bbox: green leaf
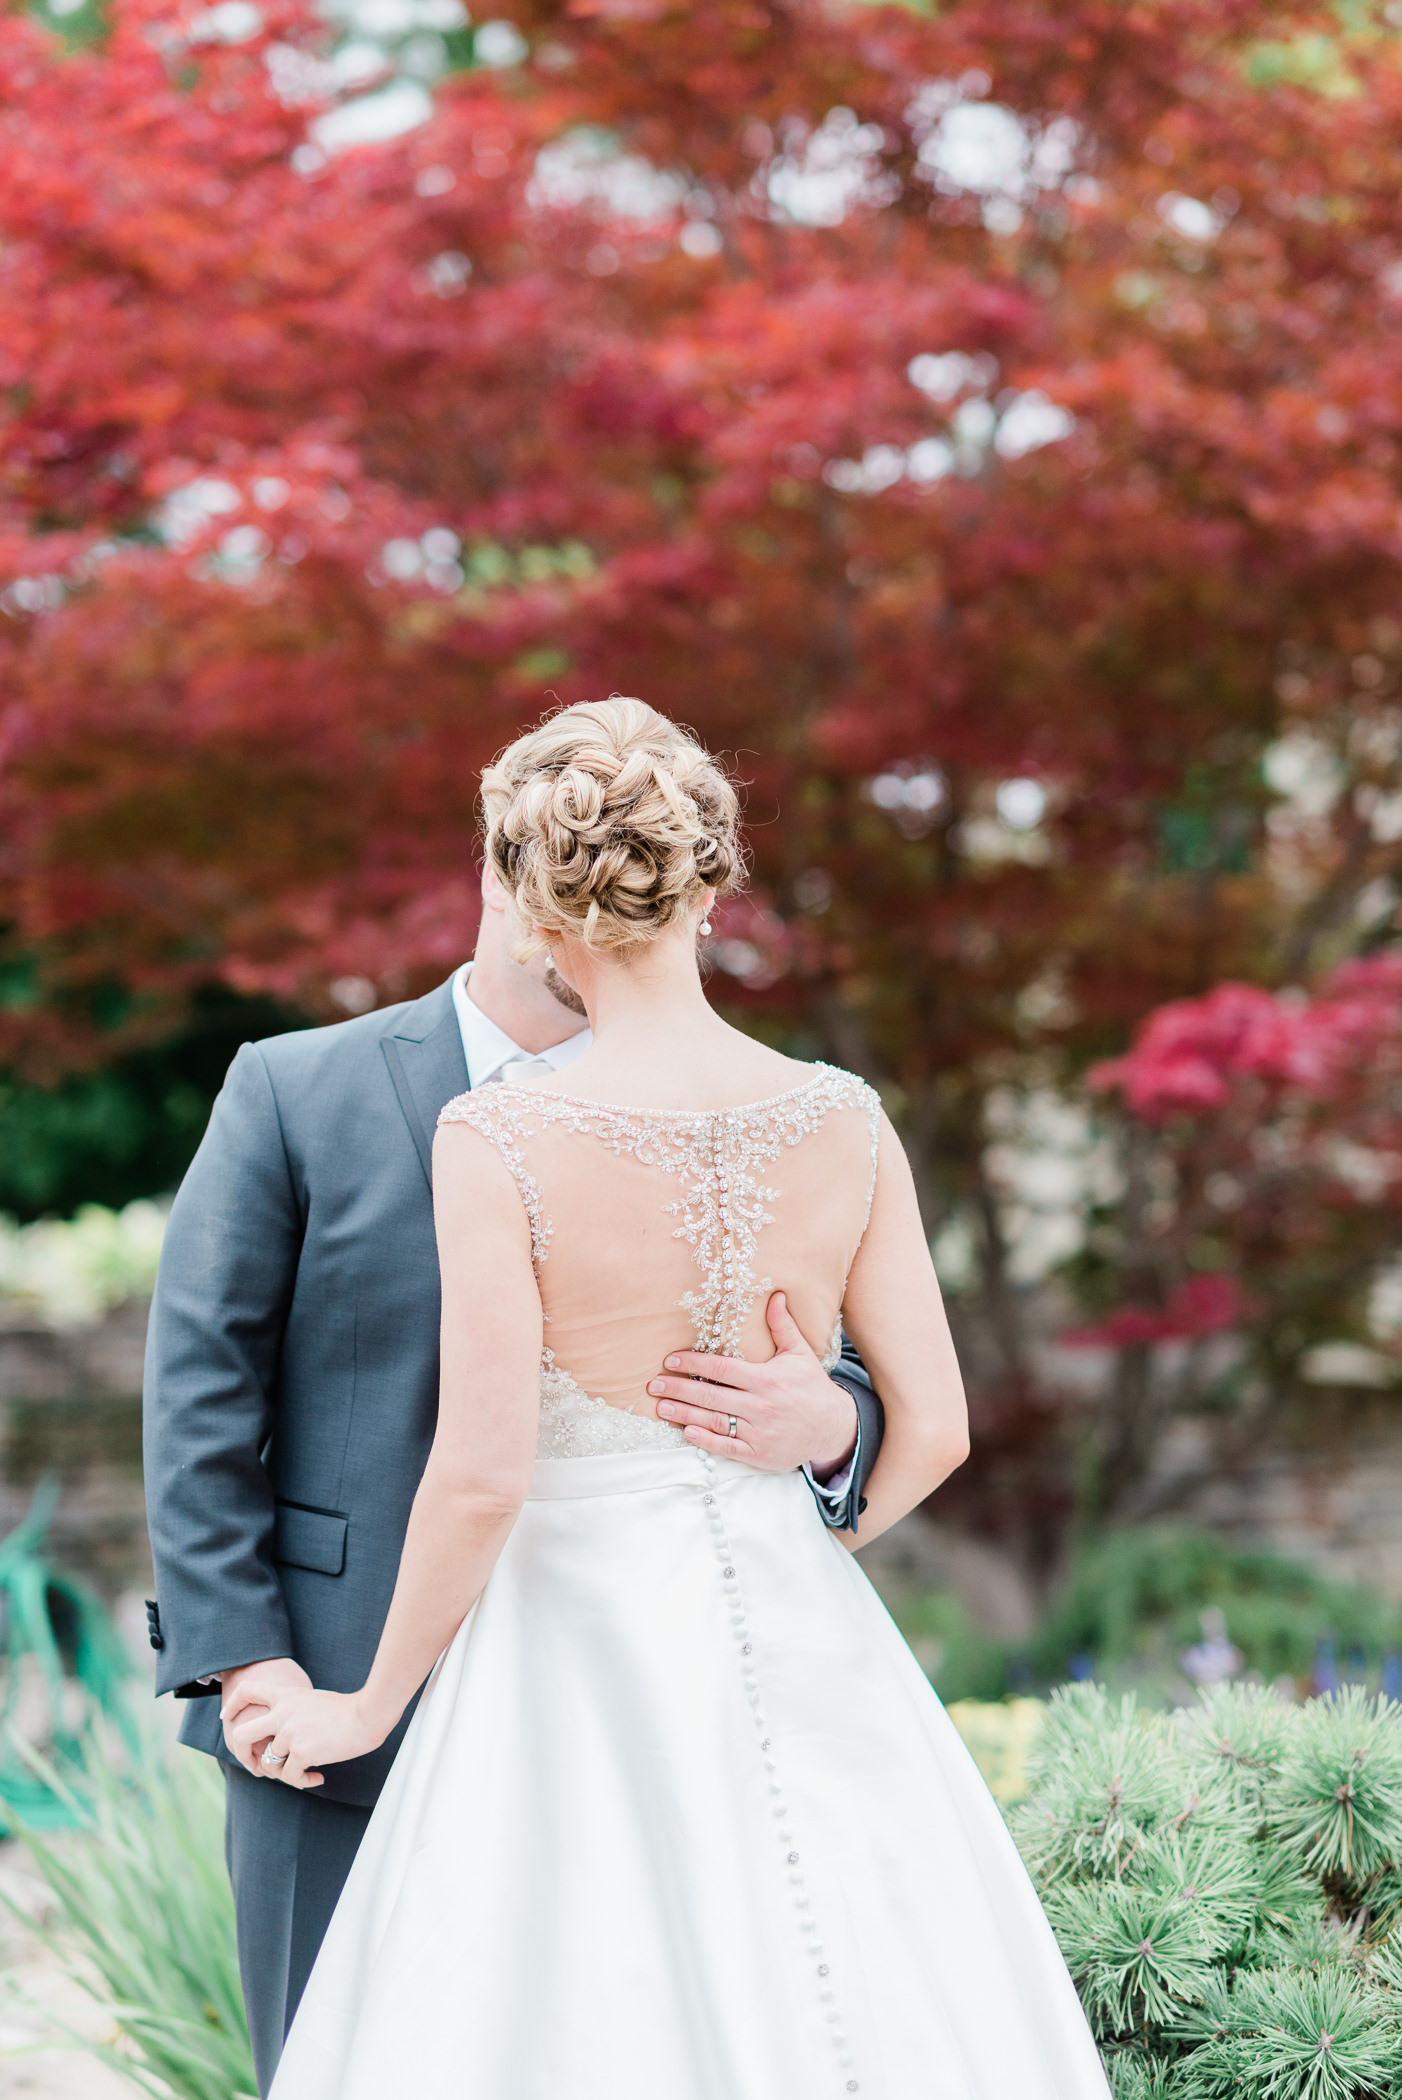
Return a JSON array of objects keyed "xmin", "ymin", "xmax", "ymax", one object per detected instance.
[{"xmin": 0, "ymin": 1718, "xmax": 255, "ymax": 2100}]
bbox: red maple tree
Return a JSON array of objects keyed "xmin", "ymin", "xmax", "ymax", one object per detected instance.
[{"xmin": 7, "ymin": 0, "xmax": 1402, "ymax": 1528}]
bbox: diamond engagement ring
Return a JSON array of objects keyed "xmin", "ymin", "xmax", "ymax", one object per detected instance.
[
  {"xmin": 262, "ymin": 1749, "xmax": 287, "ymax": 1768},
  {"xmin": 727, "ymin": 1415, "xmax": 739, "ymax": 1438}
]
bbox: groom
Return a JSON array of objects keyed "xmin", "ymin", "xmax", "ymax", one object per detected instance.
[{"xmin": 142, "ymin": 864, "xmax": 886, "ymax": 2095}]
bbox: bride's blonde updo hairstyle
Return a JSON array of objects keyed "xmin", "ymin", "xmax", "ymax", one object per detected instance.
[{"xmin": 480, "ymin": 698, "xmax": 745, "ymax": 956}]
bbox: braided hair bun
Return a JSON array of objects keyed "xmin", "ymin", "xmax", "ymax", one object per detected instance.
[{"xmin": 481, "ymin": 698, "xmax": 745, "ymax": 954}]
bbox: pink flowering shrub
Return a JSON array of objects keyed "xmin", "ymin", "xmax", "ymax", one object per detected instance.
[
  {"xmin": 1073, "ymin": 958, "xmax": 1402, "ymax": 1371},
  {"xmin": 1093, "ymin": 959, "xmax": 1402, "ymax": 1122}
]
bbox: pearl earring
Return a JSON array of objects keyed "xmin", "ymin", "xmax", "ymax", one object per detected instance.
[{"xmin": 699, "ymin": 916, "xmax": 713, "ymax": 936}]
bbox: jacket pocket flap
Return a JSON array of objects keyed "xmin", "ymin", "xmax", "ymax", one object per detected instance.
[{"xmin": 273, "ymin": 1502, "xmax": 347, "ymax": 1576}]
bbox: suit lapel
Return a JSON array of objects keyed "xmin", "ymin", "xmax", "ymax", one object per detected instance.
[{"xmin": 380, "ymin": 978, "xmax": 469, "ymax": 1189}]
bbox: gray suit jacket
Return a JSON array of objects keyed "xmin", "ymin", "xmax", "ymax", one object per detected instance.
[{"xmin": 142, "ymin": 977, "xmax": 884, "ymax": 1806}]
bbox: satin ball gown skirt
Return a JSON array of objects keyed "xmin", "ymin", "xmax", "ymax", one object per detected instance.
[{"xmin": 270, "ymin": 1448, "xmax": 1109, "ymax": 2100}]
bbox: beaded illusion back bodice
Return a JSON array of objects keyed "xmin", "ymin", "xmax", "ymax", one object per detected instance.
[{"xmin": 438, "ymin": 1065, "xmax": 880, "ymax": 1459}]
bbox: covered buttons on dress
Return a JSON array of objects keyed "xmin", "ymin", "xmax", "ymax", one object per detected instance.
[{"xmin": 697, "ymin": 1449, "xmax": 861, "ymax": 2094}]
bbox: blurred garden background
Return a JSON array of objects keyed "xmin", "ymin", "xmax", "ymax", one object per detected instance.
[{"xmin": 11, "ymin": 0, "xmax": 1402, "ymax": 2088}]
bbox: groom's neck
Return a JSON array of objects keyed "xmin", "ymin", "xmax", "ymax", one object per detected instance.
[{"xmin": 464, "ymin": 953, "xmax": 590, "ymax": 1056}]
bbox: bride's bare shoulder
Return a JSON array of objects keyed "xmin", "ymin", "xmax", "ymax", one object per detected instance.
[
  {"xmin": 719, "ymin": 1038, "xmax": 822, "ymax": 1096},
  {"xmin": 521, "ymin": 1031, "xmax": 854, "ymax": 1112},
  {"xmin": 687, "ymin": 1023, "xmax": 870, "ymax": 1102}
]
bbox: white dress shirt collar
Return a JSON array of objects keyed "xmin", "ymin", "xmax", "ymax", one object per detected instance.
[{"xmin": 452, "ymin": 962, "xmax": 593, "ymax": 1091}]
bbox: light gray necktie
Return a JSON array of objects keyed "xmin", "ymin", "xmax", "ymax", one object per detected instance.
[{"xmin": 489, "ymin": 1053, "xmax": 555, "ymax": 1087}]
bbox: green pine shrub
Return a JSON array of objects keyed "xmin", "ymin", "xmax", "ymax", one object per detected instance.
[{"xmin": 1014, "ymin": 1683, "xmax": 1402, "ymax": 2098}]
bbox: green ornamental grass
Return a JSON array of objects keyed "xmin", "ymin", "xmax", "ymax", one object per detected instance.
[{"xmin": 0, "ymin": 1720, "xmax": 255, "ymax": 2100}]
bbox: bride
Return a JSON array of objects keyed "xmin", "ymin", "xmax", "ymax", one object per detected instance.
[{"xmin": 242, "ymin": 698, "xmax": 1108, "ymax": 2099}]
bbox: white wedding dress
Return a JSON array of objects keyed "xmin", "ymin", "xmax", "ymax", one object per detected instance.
[{"xmin": 271, "ymin": 1066, "xmax": 1108, "ymax": 2100}]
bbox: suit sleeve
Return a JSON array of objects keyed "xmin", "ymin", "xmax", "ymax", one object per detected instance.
[
  {"xmin": 142, "ymin": 1043, "xmax": 301, "ymax": 1696},
  {"xmin": 811, "ymin": 1336, "xmax": 885, "ymax": 1535}
]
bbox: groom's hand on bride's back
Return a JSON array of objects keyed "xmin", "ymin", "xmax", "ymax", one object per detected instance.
[
  {"xmin": 647, "ymin": 1292, "xmax": 858, "ymax": 1477},
  {"xmin": 220, "ymin": 1656, "xmax": 313, "ymax": 1775}
]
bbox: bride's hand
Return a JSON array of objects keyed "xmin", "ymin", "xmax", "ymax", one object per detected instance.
[{"xmin": 227, "ymin": 1687, "xmax": 387, "ymax": 1789}]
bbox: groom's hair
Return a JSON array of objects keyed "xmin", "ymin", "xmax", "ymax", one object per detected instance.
[{"xmin": 480, "ymin": 697, "xmax": 746, "ymax": 957}]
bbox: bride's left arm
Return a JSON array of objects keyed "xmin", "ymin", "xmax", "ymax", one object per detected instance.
[
  {"xmin": 833, "ymin": 1114, "xmax": 969, "ymax": 1549},
  {"xmin": 228, "ymin": 1123, "xmax": 541, "ymax": 1788}
]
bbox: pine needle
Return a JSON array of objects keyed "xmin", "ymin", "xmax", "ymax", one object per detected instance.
[{"xmin": 1015, "ymin": 1682, "xmax": 1402, "ymax": 2096}]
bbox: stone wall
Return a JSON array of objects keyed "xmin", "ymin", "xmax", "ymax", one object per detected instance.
[
  {"xmin": 0, "ymin": 1300, "xmax": 149, "ymax": 1596},
  {"xmin": 1149, "ymin": 1389, "xmax": 1402, "ymax": 1605}
]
